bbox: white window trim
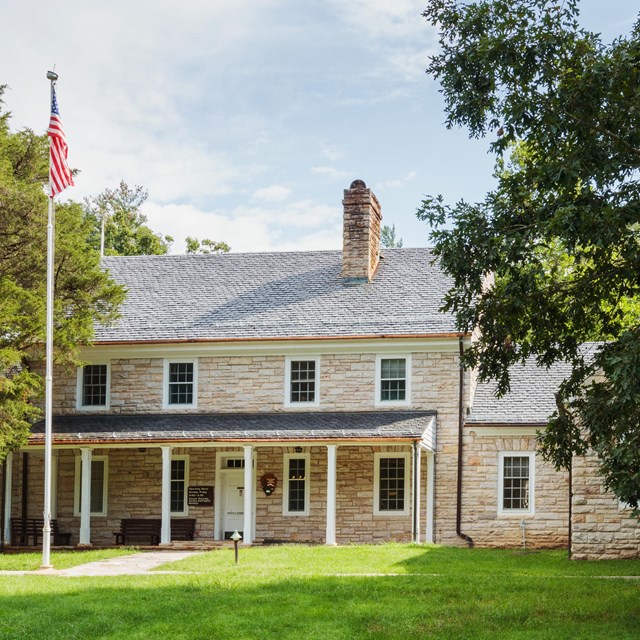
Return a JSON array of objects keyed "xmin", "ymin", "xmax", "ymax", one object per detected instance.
[
  {"xmin": 375, "ymin": 354, "xmax": 411, "ymax": 407},
  {"xmin": 163, "ymin": 359, "xmax": 198, "ymax": 410},
  {"xmin": 76, "ymin": 363, "xmax": 111, "ymax": 411},
  {"xmin": 284, "ymin": 356, "xmax": 320, "ymax": 409},
  {"xmin": 171, "ymin": 454, "xmax": 190, "ymax": 516},
  {"xmin": 73, "ymin": 455, "xmax": 108, "ymax": 517},
  {"xmin": 373, "ymin": 452, "xmax": 410, "ymax": 516},
  {"xmin": 283, "ymin": 453, "xmax": 310, "ymax": 516},
  {"xmin": 498, "ymin": 451, "xmax": 535, "ymax": 516}
]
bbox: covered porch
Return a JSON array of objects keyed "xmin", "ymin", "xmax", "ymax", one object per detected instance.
[{"xmin": 2, "ymin": 412, "xmax": 437, "ymax": 549}]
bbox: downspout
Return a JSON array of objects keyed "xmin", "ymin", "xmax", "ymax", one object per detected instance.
[
  {"xmin": 412, "ymin": 441, "xmax": 420, "ymax": 542},
  {"xmin": 456, "ymin": 337, "xmax": 474, "ymax": 547},
  {"xmin": 568, "ymin": 457, "xmax": 572, "ymax": 558}
]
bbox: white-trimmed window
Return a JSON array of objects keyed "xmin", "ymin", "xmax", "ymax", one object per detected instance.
[
  {"xmin": 374, "ymin": 452, "xmax": 410, "ymax": 516},
  {"xmin": 284, "ymin": 357, "xmax": 320, "ymax": 408},
  {"xmin": 283, "ymin": 453, "xmax": 310, "ymax": 516},
  {"xmin": 74, "ymin": 455, "xmax": 108, "ymax": 517},
  {"xmin": 77, "ymin": 364, "xmax": 110, "ymax": 410},
  {"xmin": 171, "ymin": 455, "xmax": 189, "ymax": 516},
  {"xmin": 498, "ymin": 452, "xmax": 535, "ymax": 515},
  {"xmin": 163, "ymin": 359, "xmax": 198, "ymax": 409},
  {"xmin": 375, "ymin": 355, "xmax": 411, "ymax": 406}
]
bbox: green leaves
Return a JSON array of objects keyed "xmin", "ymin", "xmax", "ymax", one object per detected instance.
[{"xmin": 422, "ymin": 0, "xmax": 640, "ymax": 509}]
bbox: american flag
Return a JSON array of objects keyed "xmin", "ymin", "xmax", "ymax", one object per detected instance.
[{"xmin": 47, "ymin": 86, "xmax": 74, "ymax": 197}]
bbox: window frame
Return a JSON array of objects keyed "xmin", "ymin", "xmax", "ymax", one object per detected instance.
[
  {"xmin": 73, "ymin": 455, "xmax": 109, "ymax": 517},
  {"xmin": 76, "ymin": 363, "xmax": 111, "ymax": 411},
  {"xmin": 283, "ymin": 453, "xmax": 310, "ymax": 516},
  {"xmin": 170, "ymin": 455, "xmax": 190, "ymax": 516},
  {"xmin": 375, "ymin": 354, "xmax": 411, "ymax": 407},
  {"xmin": 163, "ymin": 359, "xmax": 198, "ymax": 410},
  {"xmin": 284, "ymin": 356, "xmax": 320, "ymax": 408},
  {"xmin": 498, "ymin": 451, "xmax": 535, "ymax": 516},
  {"xmin": 373, "ymin": 452, "xmax": 410, "ymax": 516}
]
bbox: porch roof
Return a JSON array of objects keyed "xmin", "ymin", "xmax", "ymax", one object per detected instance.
[{"xmin": 30, "ymin": 411, "xmax": 437, "ymax": 445}]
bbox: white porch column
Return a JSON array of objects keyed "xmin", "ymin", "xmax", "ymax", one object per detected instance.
[
  {"xmin": 412, "ymin": 443, "xmax": 422, "ymax": 543},
  {"xmin": 3, "ymin": 452, "xmax": 13, "ymax": 544},
  {"xmin": 243, "ymin": 445, "xmax": 253, "ymax": 543},
  {"xmin": 326, "ymin": 445, "xmax": 337, "ymax": 546},
  {"xmin": 425, "ymin": 451, "xmax": 435, "ymax": 544},
  {"xmin": 79, "ymin": 448, "xmax": 92, "ymax": 546},
  {"xmin": 161, "ymin": 446, "xmax": 172, "ymax": 545}
]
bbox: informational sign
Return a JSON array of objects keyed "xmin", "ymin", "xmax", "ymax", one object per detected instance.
[{"xmin": 188, "ymin": 485, "xmax": 214, "ymax": 506}]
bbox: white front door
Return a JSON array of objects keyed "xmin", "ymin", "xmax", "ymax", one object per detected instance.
[{"xmin": 221, "ymin": 470, "xmax": 244, "ymax": 539}]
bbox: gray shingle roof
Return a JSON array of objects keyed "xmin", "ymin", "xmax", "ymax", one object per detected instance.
[
  {"xmin": 467, "ymin": 344, "xmax": 601, "ymax": 425},
  {"xmin": 31, "ymin": 411, "xmax": 436, "ymax": 444},
  {"xmin": 97, "ymin": 248, "xmax": 456, "ymax": 342}
]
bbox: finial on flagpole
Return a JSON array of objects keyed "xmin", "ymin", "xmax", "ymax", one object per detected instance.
[{"xmin": 46, "ymin": 70, "xmax": 58, "ymax": 83}]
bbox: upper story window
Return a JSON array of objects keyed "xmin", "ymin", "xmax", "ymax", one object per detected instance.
[
  {"xmin": 283, "ymin": 453, "xmax": 310, "ymax": 516},
  {"xmin": 374, "ymin": 452, "xmax": 410, "ymax": 516},
  {"xmin": 284, "ymin": 357, "xmax": 320, "ymax": 408},
  {"xmin": 498, "ymin": 452, "xmax": 535, "ymax": 516},
  {"xmin": 163, "ymin": 359, "xmax": 198, "ymax": 409},
  {"xmin": 375, "ymin": 355, "xmax": 411, "ymax": 406},
  {"xmin": 77, "ymin": 364, "xmax": 110, "ymax": 410}
]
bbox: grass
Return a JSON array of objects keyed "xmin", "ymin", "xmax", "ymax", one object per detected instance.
[
  {"xmin": 0, "ymin": 548, "xmax": 137, "ymax": 571},
  {"xmin": 0, "ymin": 545, "xmax": 638, "ymax": 639}
]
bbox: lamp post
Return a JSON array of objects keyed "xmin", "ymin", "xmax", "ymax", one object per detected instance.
[{"xmin": 231, "ymin": 529, "xmax": 242, "ymax": 564}]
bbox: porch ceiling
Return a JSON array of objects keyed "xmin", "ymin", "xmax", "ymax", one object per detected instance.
[{"xmin": 30, "ymin": 411, "xmax": 437, "ymax": 445}]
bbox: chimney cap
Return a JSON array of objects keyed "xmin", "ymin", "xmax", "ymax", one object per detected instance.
[{"xmin": 349, "ymin": 179, "xmax": 367, "ymax": 189}]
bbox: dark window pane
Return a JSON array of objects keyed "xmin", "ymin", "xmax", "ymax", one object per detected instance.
[
  {"xmin": 379, "ymin": 457, "xmax": 405, "ymax": 511},
  {"xmin": 79, "ymin": 459, "xmax": 106, "ymax": 514},
  {"xmin": 288, "ymin": 458, "xmax": 306, "ymax": 512},
  {"xmin": 290, "ymin": 360, "xmax": 316, "ymax": 403},
  {"xmin": 380, "ymin": 359, "xmax": 406, "ymax": 401},
  {"xmin": 502, "ymin": 456, "xmax": 530, "ymax": 510},
  {"xmin": 171, "ymin": 459, "xmax": 186, "ymax": 512},
  {"xmin": 82, "ymin": 365, "xmax": 107, "ymax": 406},
  {"xmin": 168, "ymin": 363, "xmax": 194, "ymax": 405}
]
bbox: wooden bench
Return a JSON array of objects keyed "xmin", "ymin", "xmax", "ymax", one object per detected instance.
[
  {"xmin": 113, "ymin": 518, "xmax": 196, "ymax": 545},
  {"xmin": 113, "ymin": 518, "xmax": 161, "ymax": 546},
  {"xmin": 10, "ymin": 518, "xmax": 71, "ymax": 546}
]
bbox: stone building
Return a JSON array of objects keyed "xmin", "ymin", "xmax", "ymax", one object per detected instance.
[{"xmin": 1, "ymin": 180, "xmax": 637, "ymax": 558}]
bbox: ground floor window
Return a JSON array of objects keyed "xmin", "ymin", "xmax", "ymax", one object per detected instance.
[
  {"xmin": 498, "ymin": 452, "xmax": 535, "ymax": 515},
  {"xmin": 171, "ymin": 456, "xmax": 189, "ymax": 515},
  {"xmin": 74, "ymin": 455, "xmax": 108, "ymax": 516},
  {"xmin": 283, "ymin": 453, "xmax": 309, "ymax": 516},
  {"xmin": 374, "ymin": 452, "xmax": 410, "ymax": 515}
]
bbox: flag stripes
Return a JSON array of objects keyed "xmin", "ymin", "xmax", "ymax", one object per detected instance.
[{"xmin": 47, "ymin": 86, "xmax": 74, "ymax": 197}]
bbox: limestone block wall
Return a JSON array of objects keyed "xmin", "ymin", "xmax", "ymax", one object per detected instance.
[
  {"xmin": 459, "ymin": 433, "xmax": 569, "ymax": 549},
  {"xmin": 571, "ymin": 452, "xmax": 640, "ymax": 560},
  {"xmin": 7, "ymin": 444, "xmax": 426, "ymax": 546}
]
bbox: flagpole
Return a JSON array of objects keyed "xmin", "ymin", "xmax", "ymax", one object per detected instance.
[{"xmin": 41, "ymin": 70, "xmax": 59, "ymax": 570}]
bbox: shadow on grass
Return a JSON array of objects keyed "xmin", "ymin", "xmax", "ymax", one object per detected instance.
[{"xmin": 0, "ymin": 571, "xmax": 638, "ymax": 640}]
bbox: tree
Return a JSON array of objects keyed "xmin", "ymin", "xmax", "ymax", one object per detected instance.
[
  {"xmin": 418, "ymin": 1, "xmax": 640, "ymax": 508},
  {"xmin": 84, "ymin": 181, "xmax": 173, "ymax": 255},
  {"xmin": 0, "ymin": 87, "xmax": 125, "ymax": 461},
  {"xmin": 185, "ymin": 237, "xmax": 231, "ymax": 255},
  {"xmin": 381, "ymin": 224, "xmax": 403, "ymax": 248}
]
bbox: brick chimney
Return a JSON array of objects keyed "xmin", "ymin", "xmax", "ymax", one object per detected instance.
[{"xmin": 341, "ymin": 179, "xmax": 382, "ymax": 283}]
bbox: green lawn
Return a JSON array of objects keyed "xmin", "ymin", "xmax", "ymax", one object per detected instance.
[
  {"xmin": 0, "ymin": 545, "xmax": 638, "ymax": 639},
  {"xmin": 0, "ymin": 548, "xmax": 137, "ymax": 571}
]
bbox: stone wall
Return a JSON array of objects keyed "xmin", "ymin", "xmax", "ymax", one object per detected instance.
[
  {"xmin": 6, "ymin": 444, "xmax": 425, "ymax": 546},
  {"xmin": 571, "ymin": 452, "xmax": 640, "ymax": 560},
  {"xmin": 460, "ymin": 432, "xmax": 569, "ymax": 549}
]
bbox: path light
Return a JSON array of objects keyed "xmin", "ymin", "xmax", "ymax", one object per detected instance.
[{"xmin": 231, "ymin": 529, "xmax": 242, "ymax": 564}]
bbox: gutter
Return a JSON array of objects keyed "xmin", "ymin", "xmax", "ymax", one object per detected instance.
[{"xmin": 456, "ymin": 336, "xmax": 474, "ymax": 548}]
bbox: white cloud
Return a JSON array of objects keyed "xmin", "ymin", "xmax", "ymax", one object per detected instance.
[
  {"xmin": 252, "ymin": 185, "xmax": 291, "ymax": 202},
  {"xmin": 142, "ymin": 198, "xmax": 342, "ymax": 254},
  {"xmin": 311, "ymin": 166, "xmax": 349, "ymax": 180},
  {"xmin": 376, "ymin": 171, "xmax": 417, "ymax": 189}
]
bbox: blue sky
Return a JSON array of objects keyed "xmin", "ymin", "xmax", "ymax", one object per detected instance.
[{"xmin": 3, "ymin": 0, "xmax": 638, "ymax": 253}]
